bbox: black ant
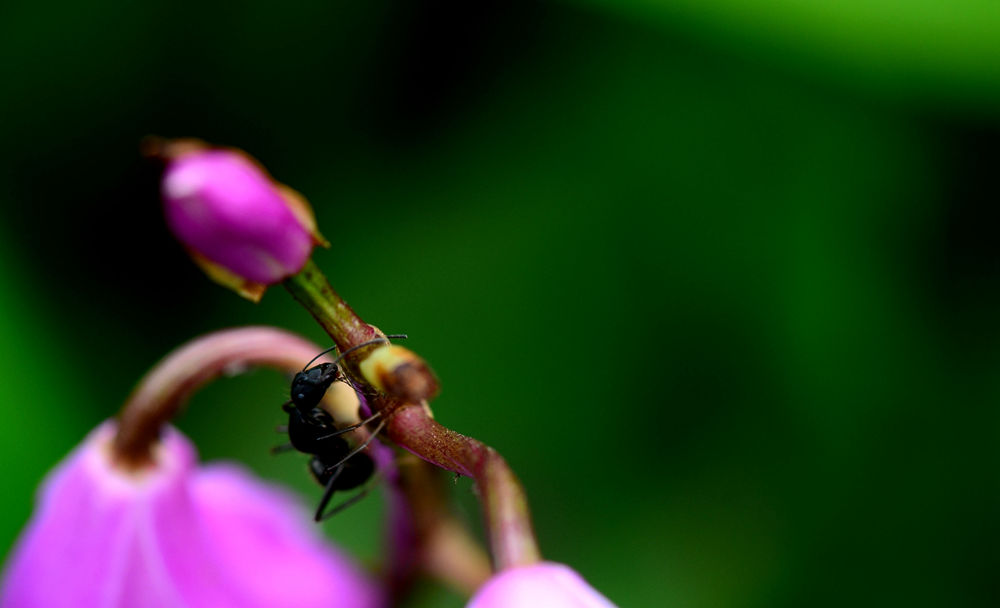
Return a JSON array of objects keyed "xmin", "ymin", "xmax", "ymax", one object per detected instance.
[{"xmin": 274, "ymin": 335, "xmax": 406, "ymax": 521}]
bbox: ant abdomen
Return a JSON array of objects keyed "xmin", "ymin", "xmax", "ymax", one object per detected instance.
[{"xmin": 309, "ymin": 452, "xmax": 375, "ymax": 490}]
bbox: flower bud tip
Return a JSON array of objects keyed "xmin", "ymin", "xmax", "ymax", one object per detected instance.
[{"xmin": 155, "ymin": 138, "xmax": 325, "ymax": 298}]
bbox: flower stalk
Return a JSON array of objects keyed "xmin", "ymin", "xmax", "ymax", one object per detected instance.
[
  {"xmin": 387, "ymin": 403, "xmax": 541, "ymax": 570},
  {"xmin": 391, "ymin": 452, "xmax": 493, "ymax": 596},
  {"xmin": 283, "ymin": 262, "xmax": 541, "ymax": 571},
  {"xmin": 282, "ymin": 258, "xmax": 382, "ymax": 351},
  {"xmin": 112, "ymin": 326, "xmax": 326, "ymax": 468}
]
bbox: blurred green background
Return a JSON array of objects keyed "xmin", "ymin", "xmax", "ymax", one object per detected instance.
[{"xmin": 2, "ymin": 1, "xmax": 999, "ymax": 606}]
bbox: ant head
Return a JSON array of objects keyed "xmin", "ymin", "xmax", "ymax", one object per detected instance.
[{"xmin": 290, "ymin": 363, "xmax": 340, "ymax": 410}]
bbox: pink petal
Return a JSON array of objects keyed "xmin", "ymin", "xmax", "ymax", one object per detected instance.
[
  {"xmin": 1, "ymin": 422, "xmax": 383, "ymax": 608},
  {"xmin": 162, "ymin": 150, "xmax": 314, "ymax": 284},
  {"xmin": 467, "ymin": 563, "xmax": 617, "ymax": 608}
]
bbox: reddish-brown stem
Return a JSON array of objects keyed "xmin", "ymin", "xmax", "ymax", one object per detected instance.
[
  {"xmin": 385, "ymin": 402, "xmax": 541, "ymax": 570},
  {"xmin": 112, "ymin": 326, "xmax": 328, "ymax": 468},
  {"xmin": 390, "ymin": 454, "xmax": 492, "ymax": 596}
]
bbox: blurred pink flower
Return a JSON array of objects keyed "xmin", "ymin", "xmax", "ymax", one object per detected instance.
[
  {"xmin": 162, "ymin": 148, "xmax": 317, "ymax": 285},
  {"xmin": 467, "ymin": 562, "xmax": 616, "ymax": 608},
  {"xmin": 0, "ymin": 422, "xmax": 382, "ymax": 608}
]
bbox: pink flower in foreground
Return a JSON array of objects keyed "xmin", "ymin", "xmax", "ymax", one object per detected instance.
[
  {"xmin": 161, "ymin": 147, "xmax": 320, "ymax": 291},
  {"xmin": 467, "ymin": 562, "xmax": 617, "ymax": 608},
  {"xmin": 1, "ymin": 422, "xmax": 382, "ymax": 608}
]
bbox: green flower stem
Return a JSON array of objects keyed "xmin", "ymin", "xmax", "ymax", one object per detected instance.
[
  {"xmin": 282, "ymin": 258, "xmax": 381, "ymax": 351},
  {"xmin": 283, "ymin": 259, "xmax": 542, "ymax": 571}
]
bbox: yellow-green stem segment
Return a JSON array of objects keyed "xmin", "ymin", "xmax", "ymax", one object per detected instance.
[{"xmin": 283, "ymin": 258, "xmax": 381, "ymax": 351}]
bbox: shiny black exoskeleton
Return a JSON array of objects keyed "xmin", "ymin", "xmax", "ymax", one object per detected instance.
[
  {"xmin": 280, "ymin": 400, "xmax": 376, "ymax": 521},
  {"xmin": 277, "ymin": 359, "xmax": 377, "ymax": 521},
  {"xmin": 275, "ymin": 336, "xmax": 407, "ymax": 521}
]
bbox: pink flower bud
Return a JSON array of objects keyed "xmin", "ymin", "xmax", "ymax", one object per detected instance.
[
  {"xmin": 160, "ymin": 144, "xmax": 324, "ymax": 299},
  {"xmin": 467, "ymin": 562, "xmax": 617, "ymax": 608},
  {"xmin": 1, "ymin": 422, "xmax": 382, "ymax": 608}
]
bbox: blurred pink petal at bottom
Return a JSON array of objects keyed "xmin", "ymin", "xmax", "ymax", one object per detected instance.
[
  {"xmin": 0, "ymin": 422, "xmax": 383, "ymax": 608},
  {"xmin": 467, "ymin": 562, "xmax": 617, "ymax": 608}
]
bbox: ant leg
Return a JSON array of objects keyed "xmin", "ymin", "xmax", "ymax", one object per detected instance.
[
  {"xmin": 314, "ymin": 464, "xmax": 344, "ymax": 522},
  {"xmin": 324, "ymin": 418, "xmax": 387, "ymax": 474},
  {"xmin": 318, "ymin": 481, "xmax": 377, "ymax": 521},
  {"xmin": 313, "ymin": 410, "xmax": 382, "ymax": 441},
  {"xmin": 270, "ymin": 443, "xmax": 295, "ymax": 455}
]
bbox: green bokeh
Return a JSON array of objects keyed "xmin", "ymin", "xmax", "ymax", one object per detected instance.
[{"xmin": 2, "ymin": 2, "xmax": 999, "ymax": 607}]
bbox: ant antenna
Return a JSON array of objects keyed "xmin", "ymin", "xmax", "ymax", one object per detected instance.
[
  {"xmin": 302, "ymin": 345, "xmax": 338, "ymax": 371},
  {"xmin": 301, "ymin": 334, "xmax": 408, "ymax": 371},
  {"xmin": 328, "ymin": 335, "xmax": 408, "ymax": 368},
  {"xmin": 312, "ymin": 410, "xmax": 382, "ymax": 441}
]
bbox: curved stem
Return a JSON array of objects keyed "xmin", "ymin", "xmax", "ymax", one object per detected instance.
[
  {"xmin": 110, "ymin": 325, "xmax": 489, "ymax": 595},
  {"xmin": 386, "ymin": 402, "xmax": 541, "ymax": 570},
  {"xmin": 390, "ymin": 454, "xmax": 492, "ymax": 596},
  {"xmin": 112, "ymin": 326, "xmax": 330, "ymax": 468}
]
